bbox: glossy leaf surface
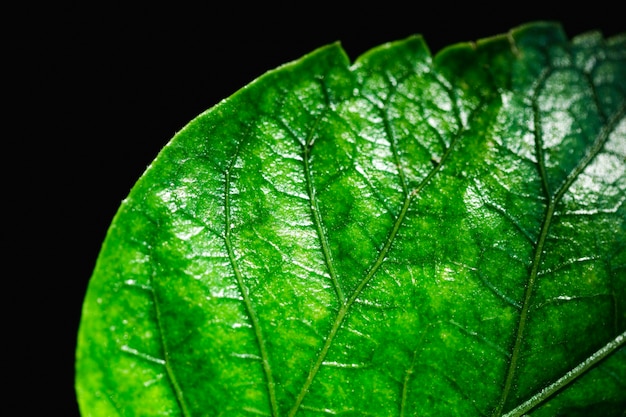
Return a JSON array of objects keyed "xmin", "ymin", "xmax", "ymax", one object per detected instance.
[{"xmin": 76, "ymin": 22, "xmax": 626, "ymax": 416}]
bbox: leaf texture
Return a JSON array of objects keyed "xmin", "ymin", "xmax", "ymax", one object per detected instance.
[{"xmin": 76, "ymin": 22, "xmax": 626, "ymax": 416}]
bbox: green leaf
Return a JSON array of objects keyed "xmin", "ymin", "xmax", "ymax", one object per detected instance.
[{"xmin": 76, "ymin": 21, "xmax": 626, "ymax": 417}]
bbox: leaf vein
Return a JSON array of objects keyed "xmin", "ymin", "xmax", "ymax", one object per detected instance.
[
  {"xmin": 502, "ymin": 330, "xmax": 626, "ymax": 417},
  {"xmin": 224, "ymin": 161, "xmax": 279, "ymax": 417},
  {"xmin": 147, "ymin": 274, "xmax": 193, "ymax": 417},
  {"xmin": 301, "ymin": 114, "xmax": 346, "ymax": 302},
  {"xmin": 494, "ymin": 79, "xmax": 626, "ymax": 415},
  {"xmin": 288, "ymin": 96, "xmax": 468, "ymax": 416}
]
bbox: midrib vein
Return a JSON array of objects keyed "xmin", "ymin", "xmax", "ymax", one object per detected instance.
[
  {"xmin": 288, "ymin": 107, "xmax": 466, "ymax": 417},
  {"xmin": 224, "ymin": 164, "xmax": 279, "ymax": 417},
  {"xmin": 494, "ymin": 81, "xmax": 626, "ymax": 416}
]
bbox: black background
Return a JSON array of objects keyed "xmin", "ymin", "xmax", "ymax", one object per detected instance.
[{"xmin": 10, "ymin": 3, "xmax": 622, "ymax": 415}]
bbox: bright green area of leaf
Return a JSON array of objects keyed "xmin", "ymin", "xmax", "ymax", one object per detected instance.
[{"xmin": 76, "ymin": 21, "xmax": 626, "ymax": 417}]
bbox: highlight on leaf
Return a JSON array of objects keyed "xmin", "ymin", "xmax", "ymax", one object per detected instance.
[{"xmin": 76, "ymin": 21, "xmax": 626, "ymax": 417}]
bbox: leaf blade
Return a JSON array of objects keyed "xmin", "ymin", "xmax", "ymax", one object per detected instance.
[{"xmin": 76, "ymin": 22, "xmax": 626, "ymax": 417}]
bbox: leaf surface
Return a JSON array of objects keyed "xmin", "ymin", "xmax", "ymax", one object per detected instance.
[{"xmin": 76, "ymin": 22, "xmax": 626, "ymax": 416}]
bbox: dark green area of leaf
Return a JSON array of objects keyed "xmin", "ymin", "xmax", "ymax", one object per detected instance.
[
  {"xmin": 557, "ymin": 401, "xmax": 626, "ymax": 417},
  {"xmin": 76, "ymin": 21, "xmax": 626, "ymax": 417}
]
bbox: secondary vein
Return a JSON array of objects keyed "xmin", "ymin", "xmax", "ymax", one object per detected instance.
[
  {"xmin": 287, "ymin": 192, "xmax": 414, "ymax": 417},
  {"xmin": 287, "ymin": 102, "xmax": 467, "ymax": 417},
  {"xmin": 302, "ymin": 114, "xmax": 345, "ymax": 302},
  {"xmin": 501, "ymin": 330, "xmax": 626, "ymax": 417},
  {"xmin": 383, "ymin": 105, "xmax": 409, "ymax": 195},
  {"xmin": 493, "ymin": 81, "xmax": 625, "ymax": 415},
  {"xmin": 149, "ymin": 277, "xmax": 193, "ymax": 417},
  {"xmin": 224, "ymin": 163, "xmax": 279, "ymax": 417}
]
